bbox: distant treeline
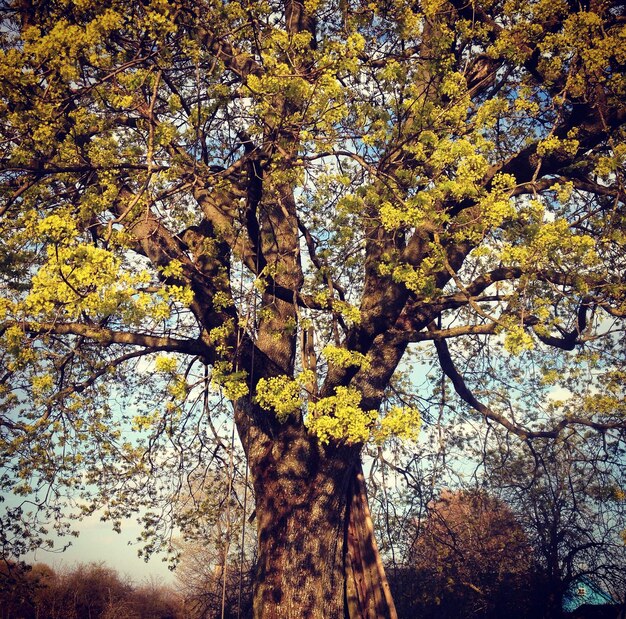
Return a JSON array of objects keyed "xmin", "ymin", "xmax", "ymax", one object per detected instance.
[{"xmin": 0, "ymin": 561, "xmax": 183, "ymax": 619}]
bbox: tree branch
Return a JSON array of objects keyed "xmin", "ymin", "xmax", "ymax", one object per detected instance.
[
  {"xmin": 18, "ymin": 321, "xmax": 212, "ymax": 358},
  {"xmin": 431, "ymin": 324, "xmax": 625, "ymax": 440}
]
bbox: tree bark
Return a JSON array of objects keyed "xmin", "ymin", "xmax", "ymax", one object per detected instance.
[
  {"xmin": 244, "ymin": 420, "xmax": 397, "ymax": 619},
  {"xmin": 344, "ymin": 462, "xmax": 397, "ymax": 619}
]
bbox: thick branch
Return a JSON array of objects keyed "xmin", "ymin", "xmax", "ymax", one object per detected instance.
[
  {"xmin": 431, "ymin": 325, "xmax": 624, "ymax": 440},
  {"xmin": 489, "ymin": 104, "xmax": 626, "ymax": 188},
  {"xmin": 18, "ymin": 321, "xmax": 211, "ymax": 358}
]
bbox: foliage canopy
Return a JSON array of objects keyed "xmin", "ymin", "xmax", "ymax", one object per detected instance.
[{"xmin": 0, "ymin": 0, "xmax": 625, "ymax": 615}]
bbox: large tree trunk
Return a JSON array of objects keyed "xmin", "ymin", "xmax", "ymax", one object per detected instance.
[{"xmin": 245, "ymin": 421, "xmax": 397, "ymax": 619}]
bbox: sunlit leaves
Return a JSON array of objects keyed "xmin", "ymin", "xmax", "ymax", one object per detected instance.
[
  {"xmin": 307, "ymin": 386, "xmax": 376, "ymax": 445},
  {"xmin": 0, "ymin": 0, "xmax": 624, "ymax": 567},
  {"xmin": 255, "ymin": 374, "xmax": 308, "ymax": 422}
]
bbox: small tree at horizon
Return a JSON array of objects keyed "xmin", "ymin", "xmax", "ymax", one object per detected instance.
[{"xmin": 391, "ymin": 488, "xmax": 534, "ymax": 619}]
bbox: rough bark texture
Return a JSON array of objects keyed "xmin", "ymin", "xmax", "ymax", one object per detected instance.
[
  {"xmin": 243, "ymin": 417, "xmax": 397, "ymax": 619},
  {"xmin": 345, "ymin": 463, "xmax": 397, "ymax": 619}
]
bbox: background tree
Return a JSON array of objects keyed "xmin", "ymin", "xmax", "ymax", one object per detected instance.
[
  {"xmin": 386, "ymin": 488, "xmax": 534, "ymax": 619},
  {"xmin": 1, "ymin": 0, "xmax": 625, "ymax": 617},
  {"xmin": 485, "ymin": 434, "xmax": 626, "ymax": 618},
  {"xmin": 127, "ymin": 579, "xmax": 185, "ymax": 619},
  {"xmin": 0, "ymin": 561, "xmax": 43, "ymax": 619},
  {"xmin": 176, "ymin": 536, "xmax": 255, "ymax": 619},
  {"xmin": 174, "ymin": 467, "xmax": 256, "ymax": 619}
]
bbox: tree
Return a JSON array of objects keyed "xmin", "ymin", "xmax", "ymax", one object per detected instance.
[
  {"xmin": 485, "ymin": 435, "xmax": 626, "ymax": 618},
  {"xmin": 1, "ymin": 0, "xmax": 625, "ymax": 617},
  {"xmin": 174, "ymin": 469, "xmax": 256, "ymax": 618},
  {"xmin": 45, "ymin": 562, "xmax": 135, "ymax": 619},
  {"xmin": 398, "ymin": 488, "xmax": 533, "ymax": 619},
  {"xmin": 0, "ymin": 560, "xmax": 41, "ymax": 619},
  {"xmin": 176, "ymin": 536, "xmax": 255, "ymax": 618},
  {"xmin": 126, "ymin": 579, "xmax": 185, "ymax": 619}
]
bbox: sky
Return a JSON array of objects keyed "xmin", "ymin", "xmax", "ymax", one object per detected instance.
[{"xmin": 26, "ymin": 510, "xmax": 176, "ymax": 585}]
